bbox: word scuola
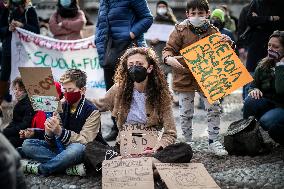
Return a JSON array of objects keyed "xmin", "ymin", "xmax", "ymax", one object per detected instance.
[{"xmin": 33, "ymin": 51, "xmax": 101, "ymax": 70}]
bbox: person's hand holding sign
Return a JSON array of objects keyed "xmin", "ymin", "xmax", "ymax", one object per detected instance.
[
  {"xmin": 249, "ymin": 88, "xmax": 263, "ymax": 99},
  {"xmin": 220, "ymin": 34, "xmax": 234, "ymax": 47},
  {"xmin": 165, "ymin": 56, "xmax": 184, "ymax": 69}
]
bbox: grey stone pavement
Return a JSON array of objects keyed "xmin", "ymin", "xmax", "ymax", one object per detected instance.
[{"xmin": 2, "ymin": 89, "xmax": 284, "ymax": 189}]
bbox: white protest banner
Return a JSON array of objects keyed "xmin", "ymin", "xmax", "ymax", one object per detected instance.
[
  {"xmin": 155, "ymin": 163, "xmax": 220, "ymax": 189},
  {"xmin": 30, "ymin": 95, "xmax": 58, "ymax": 112},
  {"xmin": 144, "ymin": 23, "xmax": 174, "ymax": 42},
  {"xmin": 102, "ymin": 157, "xmax": 154, "ymax": 189},
  {"xmin": 11, "ymin": 28, "xmax": 105, "ymax": 99}
]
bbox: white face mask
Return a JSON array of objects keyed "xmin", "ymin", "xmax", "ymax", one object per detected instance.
[
  {"xmin": 188, "ymin": 16, "xmax": 207, "ymax": 27},
  {"xmin": 157, "ymin": 8, "xmax": 167, "ymax": 15}
]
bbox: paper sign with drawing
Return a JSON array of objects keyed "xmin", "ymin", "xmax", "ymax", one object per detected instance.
[
  {"xmin": 180, "ymin": 33, "xmax": 253, "ymax": 104},
  {"xmin": 155, "ymin": 163, "xmax": 220, "ymax": 189},
  {"xmin": 19, "ymin": 67, "xmax": 59, "ymax": 112},
  {"xmin": 30, "ymin": 95, "xmax": 58, "ymax": 112},
  {"xmin": 119, "ymin": 123, "xmax": 161, "ymax": 157},
  {"xmin": 102, "ymin": 157, "xmax": 154, "ymax": 189}
]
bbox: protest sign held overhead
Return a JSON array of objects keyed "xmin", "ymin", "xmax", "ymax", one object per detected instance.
[
  {"xmin": 155, "ymin": 163, "xmax": 220, "ymax": 189},
  {"xmin": 102, "ymin": 157, "xmax": 154, "ymax": 189},
  {"xmin": 19, "ymin": 67, "xmax": 58, "ymax": 97},
  {"xmin": 11, "ymin": 28, "xmax": 105, "ymax": 99},
  {"xmin": 180, "ymin": 33, "xmax": 253, "ymax": 104}
]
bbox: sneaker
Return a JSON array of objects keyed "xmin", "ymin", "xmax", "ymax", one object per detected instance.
[
  {"xmin": 20, "ymin": 159, "xmax": 40, "ymax": 175},
  {"xmin": 208, "ymin": 141, "xmax": 228, "ymax": 156},
  {"xmin": 66, "ymin": 163, "xmax": 86, "ymax": 176}
]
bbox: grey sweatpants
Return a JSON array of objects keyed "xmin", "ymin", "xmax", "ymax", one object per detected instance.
[{"xmin": 179, "ymin": 92, "xmax": 221, "ymax": 143}]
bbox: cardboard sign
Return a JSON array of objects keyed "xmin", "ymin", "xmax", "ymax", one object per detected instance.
[
  {"xmin": 30, "ymin": 95, "xmax": 59, "ymax": 112},
  {"xmin": 102, "ymin": 157, "xmax": 154, "ymax": 189},
  {"xmin": 155, "ymin": 163, "xmax": 220, "ymax": 189},
  {"xmin": 180, "ymin": 33, "xmax": 253, "ymax": 104},
  {"xmin": 19, "ymin": 67, "xmax": 58, "ymax": 97},
  {"xmin": 119, "ymin": 123, "xmax": 160, "ymax": 157},
  {"xmin": 144, "ymin": 23, "xmax": 174, "ymax": 42}
]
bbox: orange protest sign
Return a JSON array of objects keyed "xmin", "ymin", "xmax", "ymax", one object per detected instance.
[{"xmin": 180, "ymin": 33, "xmax": 253, "ymax": 104}]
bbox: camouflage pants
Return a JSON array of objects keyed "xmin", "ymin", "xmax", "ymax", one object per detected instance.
[{"xmin": 179, "ymin": 92, "xmax": 221, "ymax": 143}]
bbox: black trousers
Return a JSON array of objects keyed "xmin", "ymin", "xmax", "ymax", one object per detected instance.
[{"xmin": 0, "ymin": 55, "xmax": 11, "ymax": 81}]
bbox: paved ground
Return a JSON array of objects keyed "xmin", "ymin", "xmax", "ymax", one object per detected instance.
[{"xmin": 2, "ymin": 90, "xmax": 284, "ymax": 189}]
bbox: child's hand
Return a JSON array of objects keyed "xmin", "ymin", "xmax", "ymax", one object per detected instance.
[
  {"xmin": 19, "ymin": 129, "xmax": 34, "ymax": 139},
  {"xmin": 220, "ymin": 34, "xmax": 233, "ymax": 46},
  {"xmin": 165, "ymin": 56, "xmax": 184, "ymax": 69}
]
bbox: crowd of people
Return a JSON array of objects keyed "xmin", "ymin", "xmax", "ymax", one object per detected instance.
[{"xmin": 0, "ymin": 0, "xmax": 284, "ymax": 188}]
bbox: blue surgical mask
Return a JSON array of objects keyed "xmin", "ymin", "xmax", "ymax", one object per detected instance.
[{"xmin": 60, "ymin": 0, "xmax": 72, "ymax": 7}]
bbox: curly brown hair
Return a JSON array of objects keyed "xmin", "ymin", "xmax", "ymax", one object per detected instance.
[
  {"xmin": 59, "ymin": 69, "xmax": 87, "ymax": 89},
  {"xmin": 114, "ymin": 47, "xmax": 172, "ymax": 116}
]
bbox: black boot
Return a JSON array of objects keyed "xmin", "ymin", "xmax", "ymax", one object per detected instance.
[{"xmin": 104, "ymin": 116, "xmax": 118, "ymax": 141}]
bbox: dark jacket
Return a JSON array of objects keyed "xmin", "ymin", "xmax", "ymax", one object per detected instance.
[
  {"xmin": 3, "ymin": 95, "xmax": 35, "ymax": 142},
  {"xmin": 250, "ymin": 62, "xmax": 284, "ymax": 106},
  {"xmin": 246, "ymin": 0, "xmax": 284, "ymax": 72},
  {"xmin": 148, "ymin": 13, "xmax": 177, "ymax": 75},
  {"xmin": 0, "ymin": 5, "xmax": 40, "ymax": 56},
  {"xmin": 95, "ymin": 0, "xmax": 153, "ymax": 65},
  {"xmin": 45, "ymin": 97, "xmax": 105, "ymax": 146},
  {"xmin": 0, "ymin": 133, "xmax": 26, "ymax": 189}
]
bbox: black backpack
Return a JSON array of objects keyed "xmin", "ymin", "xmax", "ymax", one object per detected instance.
[{"xmin": 224, "ymin": 116, "xmax": 269, "ymax": 156}]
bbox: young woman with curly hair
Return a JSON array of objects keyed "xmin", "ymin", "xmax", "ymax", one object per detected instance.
[{"xmin": 86, "ymin": 47, "xmax": 192, "ymax": 172}]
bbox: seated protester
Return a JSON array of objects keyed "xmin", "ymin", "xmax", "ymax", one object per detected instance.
[
  {"xmin": 87, "ymin": 47, "xmax": 192, "ymax": 170},
  {"xmin": 19, "ymin": 82, "xmax": 64, "ymax": 140},
  {"xmin": 243, "ymin": 30, "xmax": 284, "ymax": 145},
  {"xmin": 21, "ymin": 69, "xmax": 105, "ymax": 176},
  {"xmin": 3, "ymin": 77, "xmax": 35, "ymax": 148},
  {"xmin": 0, "ymin": 133, "xmax": 26, "ymax": 189}
]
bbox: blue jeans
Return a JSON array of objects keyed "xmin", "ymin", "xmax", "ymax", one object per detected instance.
[
  {"xmin": 22, "ymin": 139, "xmax": 85, "ymax": 175},
  {"xmin": 242, "ymin": 72, "xmax": 254, "ymax": 100},
  {"xmin": 243, "ymin": 96, "xmax": 284, "ymax": 145}
]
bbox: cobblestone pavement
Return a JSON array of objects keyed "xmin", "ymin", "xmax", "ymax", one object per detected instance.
[{"xmin": 16, "ymin": 91, "xmax": 284, "ymax": 188}]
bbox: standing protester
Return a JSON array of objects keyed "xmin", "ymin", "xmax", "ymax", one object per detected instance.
[
  {"xmin": 0, "ymin": 133, "xmax": 26, "ymax": 189},
  {"xmin": 95, "ymin": 0, "xmax": 153, "ymax": 141},
  {"xmin": 0, "ymin": 0, "xmax": 40, "ymax": 103},
  {"xmin": 163, "ymin": 0, "xmax": 234, "ymax": 156},
  {"xmin": 21, "ymin": 69, "xmax": 105, "ymax": 176},
  {"xmin": 243, "ymin": 30, "xmax": 284, "ymax": 145},
  {"xmin": 210, "ymin": 9, "xmax": 235, "ymax": 42},
  {"xmin": 148, "ymin": 0, "xmax": 177, "ymax": 77},
  {"xmin": 87, "ymin": 47, "xmax": 192, "ymax": 170},
  {"xmin": 219, "ymin": 5, "xmax": 237, "ymax": 33},
  {"xmin": 49, "ymin": 0, "xmax": 86, "ymax": 40},
  {"xmin": 3, "ymin": 77, "xmax": 35, "ymax": 148},
  {"xmin": 243, "ymin": 0, "xmax": 284, "ymax": 99}
]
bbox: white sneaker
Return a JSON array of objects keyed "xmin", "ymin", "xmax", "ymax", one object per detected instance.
[
  {"xmin": 66, "ymin": 163, "xmax": 86, "ymax": 176},
  {"xmin": 20, "ymin": 159, "xmax": 40, "ymax": 175},
  {"xmin": 208, "ymin": 141, "xmax": 228, "ymax": 156}
]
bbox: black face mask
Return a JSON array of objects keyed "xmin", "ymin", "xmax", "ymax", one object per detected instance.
[
  {"xmin": 210, "ymin": 19, "xmax": 223, "ymax": 30},
  {"xmin": 128, "ymin": 65, "xmax": 148, "ymax": 83}
]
